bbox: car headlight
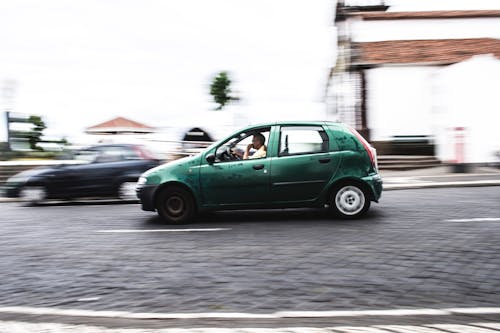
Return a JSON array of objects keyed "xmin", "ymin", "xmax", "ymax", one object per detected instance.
[{"xmin": 137, "ymin": 176, "xmax": 147, "ymax": 186}]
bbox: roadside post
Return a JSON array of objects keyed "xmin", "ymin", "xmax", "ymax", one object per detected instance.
[{"xmin": 452, "ymin": 126, "xmax": 469, "ymax": 173}]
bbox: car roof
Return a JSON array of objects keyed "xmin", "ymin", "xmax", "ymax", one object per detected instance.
[
  {"xmin": 83, "ymin": 143, "xmax": 139, "ymax": 149},
  {"xmin": 242, "ymin": 120, "xmax": 343, "ymax": 129}
]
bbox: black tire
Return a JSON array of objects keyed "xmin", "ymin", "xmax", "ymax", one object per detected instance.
[
  {"xmin": 19, "ymin": 186, "xmax": 47, "ymax": 206},
  {"xmin": 329, "ymin": 183, "xmax": 370, "ymax": 219},
  {"xmin": 117, "ymin": 181, "xmax": 138, "ymax": 201},
  {"xmin": 155, "ymin": 186, "xmax": 196, "ymax": 224}
]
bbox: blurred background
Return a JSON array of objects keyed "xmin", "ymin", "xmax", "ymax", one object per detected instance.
[
  {"xmin": 328, "ymin": 0, "xmax": 500, "ymax": 168},
  {"xmin": 0, "ymin": 0, "xmax": 499, "ymax": 165},
  {"xmin": 1, "ymin": 3, "xmax": 500, "ymax": 330}
]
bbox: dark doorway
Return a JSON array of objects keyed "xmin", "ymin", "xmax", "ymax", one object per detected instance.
[{"xmin": 182, "ymin": 127, "xmax": 213, "ymax": 143}]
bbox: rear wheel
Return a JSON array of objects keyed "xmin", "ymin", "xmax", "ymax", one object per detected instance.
[
  {"xmin": 20, "ymin": 186, "xmax": 47, "ymax": 205},
  {"xmin": 156, "ymin": 186, "xmax": 196, "ymax": 224},
  {"xmin": 330, "ymin": 183, "xmax": 370, "ymax": 219}
]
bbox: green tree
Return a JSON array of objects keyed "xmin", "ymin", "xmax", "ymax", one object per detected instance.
[
  {"xmin": 26, "ymin": 115, "xmax": 46, "ymax": 151},
  {"xmin": 209, "ymin": 71, "xmax": 238, "ymax": 110}
]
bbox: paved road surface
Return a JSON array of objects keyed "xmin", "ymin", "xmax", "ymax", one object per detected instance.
[{"xmin": 0, "ymin": 187, "xmax": 499, "ymax": 331}]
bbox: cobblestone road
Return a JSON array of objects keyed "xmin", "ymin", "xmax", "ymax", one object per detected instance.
[
  {"xmin": 1, "ymin": 320, "xmax": 500, "ymax": 332},
  {"xmin": 0, "ymin": 187, "xmax": 499, "ymax": 330}
]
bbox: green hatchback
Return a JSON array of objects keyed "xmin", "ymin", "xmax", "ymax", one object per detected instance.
[{"xmin": 136, "ymin": 121, "xmax": 382, "ymax": 223}]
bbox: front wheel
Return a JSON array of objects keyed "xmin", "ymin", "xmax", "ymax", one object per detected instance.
[
  {"xmin": 155, "ymin": 186, "xmax": 196, "ymax": 224},
  {"xmin": 118, "ymin": 181, "xmax": 138, "ymax": 201},
  {"xmin": 330, "ymin": 183, "xmax": 370, "ymax": 219},
  {"xmin": 20, "ymin": 186, "xmax": 47, "ymax": 205}
]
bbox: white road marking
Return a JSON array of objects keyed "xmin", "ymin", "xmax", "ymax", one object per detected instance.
[
  {"xmin": 373, "ymin": 325, "xmax": 445, "ymax": 332},
  {"xmin": 474, "ymin": 323, "xmax": 500, "ymax": 330},
  {"xmin": 275, "ymin": 309, "xmax": 449, "ymax": 317},
  {"xmin": 333, "ymin": 327, "xmax": 394, "ymax": 332},
  {"xmin": 96, "ymin": 228, "xmax": 231, "ymax": 233},
  {"xmin": 445, "ymin": 218, "xmax": 500, "ymax": 223},
  {"xmin": 2, "ymin": 321, "xmax": 500, "ymax": 332},
  {"xmin": 449, "ymin": 307, "xmax": 500, "ymax": 314},
  {"xmin": 1, "ymin": 306, "xmax": 500, "ymax": 320},
  {"xmin": 77, "ymin": 297, "xmax": 101, "ymax": 302}
]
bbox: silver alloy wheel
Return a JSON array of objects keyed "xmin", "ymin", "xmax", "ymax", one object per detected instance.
[
  {"xmin": 335, "ymin": 185, "xmax": 366, "ymax": 216},
  {"xmin": 20, "ymin": 186, "xmax": 46, "ymax": 204},
  {"xmin": 118, "ymin": 182, "xmax": 138, "ymax": 201}
]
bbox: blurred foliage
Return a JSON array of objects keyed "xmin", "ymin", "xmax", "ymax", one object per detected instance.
[
  {"xmin": 0, "ymin": 142, "xmax": 8, "ymax": 159},
  {"xmin": 0, "ymin": 148, "xmax": 72, "ymax": 161},
  {"xmin": 8, "ymin": 114, "xmax": 46, "ymax": 151},
  {"xmin": 27, "ymin": 115, "xmax": 46, "ymax": 150},
  {"xmin": 7, "ymin": 113, "xmax": 70, "ymax": 154},
  {"xmin": 209, "ymin": 71, "xmax": 238, "ymax": 110}
]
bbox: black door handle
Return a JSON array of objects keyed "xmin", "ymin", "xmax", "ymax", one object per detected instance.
[
  {"xmin": 253, "ymin": 164, "xmax": 265, "ymax": 170},
  {"xmin": 319, "ymin": 158, "xmax": 331, "ymax": 164}
]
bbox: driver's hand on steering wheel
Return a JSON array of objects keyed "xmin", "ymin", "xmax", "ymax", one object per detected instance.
[{"xmin": 231, "ymin": 148, "xmax": 243, "ymax": 158}]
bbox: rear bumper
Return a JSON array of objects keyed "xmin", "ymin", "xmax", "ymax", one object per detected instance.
[
  {"xmin": 363, "ymin": 173, "xmax": 383, "ymax": 202},
  {"xmin": 136, "ymin": 184, "xmax": 158, "ymax": 211}
]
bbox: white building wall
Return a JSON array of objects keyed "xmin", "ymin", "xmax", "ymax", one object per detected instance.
[
  {"xmin": 365, "ymin": 66, "xmax": 435, "ymax": 141},
  {"xmin": 343, "ymin": 14, "xmax": 500, "ymax": 164},
  {"xmin": 365, "ymin": 58, "xmax": 500, "ymax": 164},
  {"xmin": 352, "ymin": 18, "xmax": 500, "ymax": 42},
  {"xmin": 434, "ymin": 55, "xmax": 500, "ymax": 164}
]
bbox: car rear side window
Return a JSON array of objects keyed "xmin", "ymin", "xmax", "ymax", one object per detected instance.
[
  {"xmin": 279, "ymin": 126, "xmax": 329, "ymax": 156},
  {"xmin": 94, "ymin": 146, "xmax": 140, "ymax": 162}
]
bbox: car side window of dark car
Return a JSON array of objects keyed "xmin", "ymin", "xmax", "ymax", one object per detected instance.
[
  {"xmin": 93, "ymin": 147, "xmax": 127, "ymax": 163},
  {"xmin": 279, "ymin": 126, "xmax": 329, "ymax": 157},
  {"xmin": 116, "ymin": 146, "xmax": 140, "ymax": 160}
]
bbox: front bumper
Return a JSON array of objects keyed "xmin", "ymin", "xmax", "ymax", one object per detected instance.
[
  {"xmin": 2, "ymin": 184, "xmax": 21, "ymax": 198},
  {"xmin": 136, "ymin": 184, "xmax": 158, "ymax": 211}
]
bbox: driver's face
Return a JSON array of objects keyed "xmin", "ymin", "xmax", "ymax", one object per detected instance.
[{"xmin": 252, "ymin": 136, "xmax": 262, "ymax": 149}]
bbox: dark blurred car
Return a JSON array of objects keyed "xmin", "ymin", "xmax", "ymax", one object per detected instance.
[{"xmin": 4, "ymin": 144, "xmax": 161, "ymax": 204}]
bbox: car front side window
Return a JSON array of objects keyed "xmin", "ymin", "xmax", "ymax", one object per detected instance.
[{"xmin": 214, "ymin": 128, "xmax": 270, "ymax": 162}]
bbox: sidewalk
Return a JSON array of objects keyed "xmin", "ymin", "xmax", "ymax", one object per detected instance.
[{"xmin": 381, "ymin": 165, "xmax": 500, "ymax": 190}]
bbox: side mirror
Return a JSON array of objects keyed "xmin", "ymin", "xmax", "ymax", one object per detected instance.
[{"xmin": 206, "ymin": 153, "xmax": 216, "ymax": 164}]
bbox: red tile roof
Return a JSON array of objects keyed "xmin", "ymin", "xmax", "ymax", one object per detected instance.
[
  {"xmin": 349, "ymin": 10, "xmax": 500, "ymax": 20},
  {"xmin": 353, "ymin": 38, "xmax": 500, "ymax": 65},
  {"xmin": 86, "ymin": 117, "xmax": 154, "ymax": 133}
]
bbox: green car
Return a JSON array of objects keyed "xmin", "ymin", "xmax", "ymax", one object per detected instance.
[{"xmin": 136, "ymin": 121, "xmax": 382, "ymax": 223}]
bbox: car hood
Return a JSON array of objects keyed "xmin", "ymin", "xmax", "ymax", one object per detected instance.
[
  {"xmin": 6, "ymin": 160, "xmax": 89, "ymax": 183},
  {"xmin": 6, "ymin": 166, "xmax": 54, "ymax": 183},
  {"xmin": 141, "ymin": 155, "xmax": 200, "ymax": 178}
]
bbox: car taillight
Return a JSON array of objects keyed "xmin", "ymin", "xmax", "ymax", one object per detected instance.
[
  {"xmin": 134, "ymin": 146, "xmax": 156, "ymax": 160},
  {"xmin": 349, "ymin": 127, "xmax": 378, "ymax": 170}
]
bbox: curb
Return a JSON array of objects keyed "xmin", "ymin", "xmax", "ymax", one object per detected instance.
[
  {"xmin": 0, "ymin": 197, "xmax": 19, "ymax": 203},
  {"xmin": 383, "ymin": 180, "xmax": 500, "ymax": 190}
]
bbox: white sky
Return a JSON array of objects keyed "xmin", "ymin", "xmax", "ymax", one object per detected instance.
[{"xmin": 1, "ymin": 0, "xmax": 498, "ymax": 143}]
